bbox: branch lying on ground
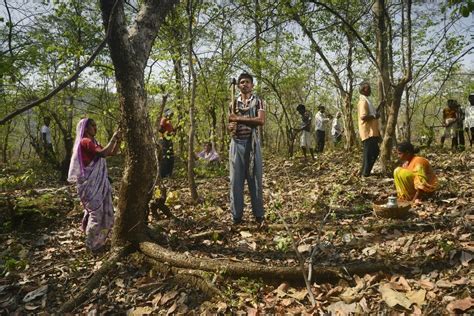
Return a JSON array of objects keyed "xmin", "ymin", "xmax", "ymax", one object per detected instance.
[
  {"xmin": 139, "ymin": 241, "xmax": 388, "ymax": 283},
  {"xmin": 143, "ymin": 255, "xmax": 223, "ymax": 299}
]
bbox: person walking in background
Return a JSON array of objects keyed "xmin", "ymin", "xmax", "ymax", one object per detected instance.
[
  {"xmin": 41, "ymin": 116, "xmax": 56, "ymax": 162},
  {"xmin": 331, "ymin": 111, "xmax": 343, "ymax": 145},
  {"xmin": 228, "ymin": 72, "xmax": 265, "ymax": 227},
  {"xmin": 357, "ymin": 82, "xmax": 381, "ymax": 177},
  {"xmin": 464, "ymin": 93, "xmax": 474, "ymax": 147},
  {"xmin": 314, "ymin": 106, "xmax": 329, "ymax": 153},
  {"xmin": 296, "ymin": 104, "xmax": 315, "ymax": 160},
  {"xmin": 68, "ymin": 118, "xmax": 121, "ymax": 252},
  {"xmin": 159, "ymin": 109, "xmax": 176, "ymax": 178}
]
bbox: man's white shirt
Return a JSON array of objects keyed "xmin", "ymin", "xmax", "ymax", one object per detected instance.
[
  {"xmin": 41, "ymin": 125, "xmax": 52, "ymax": 144},
  {"xmin": 314, "ymin": 111, "xmax": 329, "ymax": 131}
]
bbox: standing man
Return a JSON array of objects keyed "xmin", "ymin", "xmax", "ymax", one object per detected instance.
[
  {"xmin": 296, "ymin": 104, "xmax": 315, "ymax": 160},
  {"xmin": 228, "ymin": 72, "xmax": 265, "ymax": 227},
  {"xmin": 41, "ymin": 116, "xmax": 55, "ymax": 162},
  {"xmin": 331, "ymin": 111, "xmax": 343, "ymax": 145},
  {"xmin": 441, "ymin": 99, "xmax": 459, "ymax": 149},
  {"xmin": 314, "ymin": 106, "xmax": 329, "ymax": 153},
  {"xmin": 357, "ymin": 82, "xmax": 381, "ymax": 177},
  {"xmin": 159, "ymin": 109, "xmax": 176, "ymax": 178},
  {"xmin": 454, "ymin": 100, "xmax": 465, "ymax": 150},
  {"xmin": 464, "ymin": 93, "xmax": 474, "ymax": 147}
]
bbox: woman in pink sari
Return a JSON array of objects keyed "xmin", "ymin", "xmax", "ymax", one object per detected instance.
[{"xmin": 68, "ymin": 118, "xmax": 121, "ymax": 251}]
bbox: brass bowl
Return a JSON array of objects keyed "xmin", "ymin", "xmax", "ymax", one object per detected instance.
[{"xmin": 372, "ymin": 200, "xmax": 411, "ymax": 219}]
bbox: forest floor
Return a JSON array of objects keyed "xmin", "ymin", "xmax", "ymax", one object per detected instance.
[{"xmin": 0, "ymin": 146, "xmax": 473, "ymax": 314}]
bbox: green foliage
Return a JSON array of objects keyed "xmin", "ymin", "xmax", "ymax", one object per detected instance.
[
  {"xmin": 224, "ymin": 277, "xmax": 264, "ymax": 307},
  {"xmin": 274, "ymin": 234, "xmax": 292, "ymax": 252},
  {"xmin": 1, "ymin": 257, "xmax": 27, "ymax": 274},
  {"xmin": 444, "ymin": 0, "xmax": 474, "ymax": 17},
  {"xmin": 0, "ymin": 168, "xmax": 36, "ymax": 191},
  {"xmin": 437, "ymin": 239, "xmax": 455, "ymax": 253}
]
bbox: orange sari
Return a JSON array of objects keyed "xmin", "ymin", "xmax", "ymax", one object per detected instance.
[{"xmin": 393, "ymin": 156, "xmax": 438, "ymax": 201}]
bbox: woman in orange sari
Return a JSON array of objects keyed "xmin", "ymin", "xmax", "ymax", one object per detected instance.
[{"xmin": 394, "ymin": 142, "xmax": 437, "ymax": 203}]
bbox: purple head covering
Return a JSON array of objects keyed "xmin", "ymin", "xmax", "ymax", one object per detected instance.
[{"xmin": 68, "ymin": 118, "xmax": 89, "ymax": 183}]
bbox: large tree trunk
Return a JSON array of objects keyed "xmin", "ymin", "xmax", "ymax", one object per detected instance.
[
  {"xmin": 377, "ymin": 0, "xmax": 412, "ymax": 173},
  {"xmin": 100, "ymin": 0, "xmax": 178, "ymax": 246},
  {"xmin": 187, "ymin": 0, "xmax": 199, "ymax": 202}
]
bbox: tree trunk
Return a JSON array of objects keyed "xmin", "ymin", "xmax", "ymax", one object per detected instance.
[
  {"xmin": 405, "ymin": 86, "xmax": 411, "ymax": 141},
  {"xmin": 100, "ymin": 0, "xmax": 178, "ymax": 246},
  {"xmin": 187, "ymin": 0, "xmax": 199, "ymax": 202},
  {"xmin": 374, "ymin": 0, "xmax": 391, "ymax": 172},
  {"xmin": 2, "ymin": 121, "xmax": 11, "ymax": 163},
  {"xmin": 378, "ymin": 0, "xmax": 412, "ymax": 173}
]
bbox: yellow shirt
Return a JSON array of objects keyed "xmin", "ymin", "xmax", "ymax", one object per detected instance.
[{"xmin": 357, "ymin": 95, "xmax": 380, "ymax": 141}]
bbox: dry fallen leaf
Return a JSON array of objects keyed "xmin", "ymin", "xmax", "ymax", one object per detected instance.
[
  {"xmin": 275, "ymin": 283, "xmax": 289, "ymax": 298},
  {"xmin": 287, "ymin": 288, "xmax": 307, "ymax": 301},
  {"xmin": 379, "ymin": 283, "xmax": 412, "ymax": 310},
  {"xmin": 240, "ymin": 231, "xmax": 252, "ymax": 238},
  {"xmin": 460, "ymin": 251, "xmax": 472, "ymax": 267},
  {"xmin": 246, "ymin": 306, "xmax": 259, "ymax": 316},
  {"xmin": 326, "ymin": 301, "xmax": 357, "ymax": 315},
  {"xmin": 160, "ymin": 290, "xmax": 179, "ymax": 305},
  {"xmin": 23, "ymin": 285, "xmax": 48, "ymax": 303},
  {"xmin": 128, "ymin": 306, "xmax": 154, "ymax": 315},
  {"xmin": 166, "ymin": 302, "xmax": 177, "ymax": 315},
  {"xmin": 435, "ymin": 279, "xmax": 454, "ymax": 288},
  {"xmin": 418, "ymin": 279, "xmax": 435, "ymax": 290},
  {"xmin": 446, "ymin": 297, "xmax": 474, "ymax": 313},
  {"xmin": 406, "ymin": 289, "xmax": 426, "ymax": 306},
  {"xmin": 281, "ymin": 298, "xmax": 294, "ymax": 306},
  {"xmin": 216, "ymin": 301, "xmax": 227, "ymax": 313}
]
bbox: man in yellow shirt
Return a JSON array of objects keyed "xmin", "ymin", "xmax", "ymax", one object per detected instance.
[{"xmin": 357, "ymin": 82, "xmax": 381, "ymax": 177}]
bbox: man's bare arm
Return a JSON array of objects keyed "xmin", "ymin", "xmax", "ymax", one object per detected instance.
[{"xmin": 229, "ymin": 110, "xmax": 265, "ymax": 127}]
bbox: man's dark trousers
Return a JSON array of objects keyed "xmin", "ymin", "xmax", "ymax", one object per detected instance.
[
  {"xmin": 316, "ymin": 130, "xmax": 325, "ymax": 153},
  {"xmin": 361, "ymin": 136, "xmax": 380, "ymax": 176}
]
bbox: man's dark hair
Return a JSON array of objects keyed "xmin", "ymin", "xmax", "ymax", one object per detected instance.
[
  {"xmin": 296, "ymin": 104, "xmax": 305, "ymax": 112},
  {"xmin": 359, "ymin": 82, "xmax": 370, "ymax": 93},
  {"xmin": 238, "ymin": 72, "xmax": 253, "ymax": 83}
]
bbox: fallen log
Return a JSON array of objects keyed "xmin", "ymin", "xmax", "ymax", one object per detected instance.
[{"xmin": 139, "ymin": 241, "xmax": 388, "ymax": 283}]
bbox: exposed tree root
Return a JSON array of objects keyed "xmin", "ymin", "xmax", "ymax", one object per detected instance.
[
  {"xmin": 143, "ymin": 255, "xmax": 222, "ymax": 299},
  {"xmin": 139, "ymin": 241, "xmax": 388, "ymax": 283},
  {"xmin": 59, "ymin": 246, "xmax": 130, "ymax": 313},
  {"xmin": 149, "ymin": 185, "xmax": 179, "ymax": 221}
]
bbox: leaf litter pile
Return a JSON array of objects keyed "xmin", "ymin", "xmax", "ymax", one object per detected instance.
[{"xmin": 0, "ymin": 149, "xmax": 473, "ymax": 314}]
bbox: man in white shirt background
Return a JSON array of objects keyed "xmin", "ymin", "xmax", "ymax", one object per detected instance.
[
  {"xmin": 41, "ymin": 116, "xmax": 55, "ymax": 161},
  {"xmin": 465, "ymin": 93, "xmax": 474, "ymax": 147}
]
